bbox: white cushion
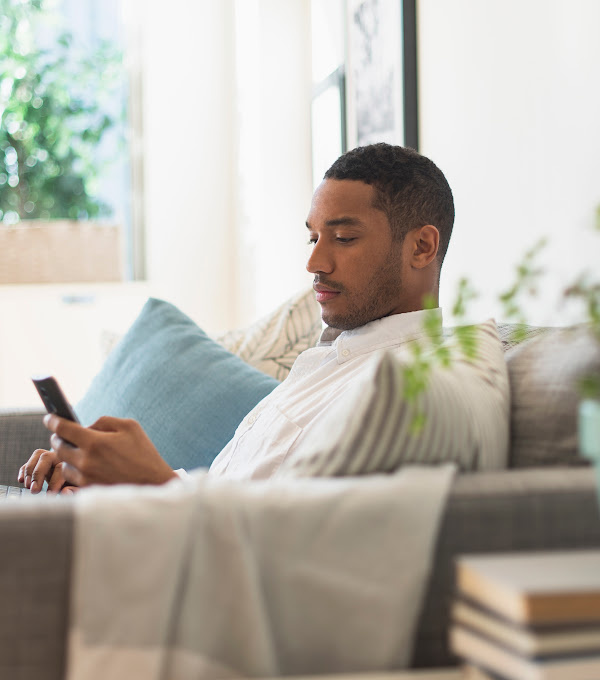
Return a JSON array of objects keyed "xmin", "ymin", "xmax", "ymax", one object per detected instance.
[
  {"xmin": 280, "ymin": 319, "xmax": 510, "ymax": 476},
  {"xmin": 217, "ymin": 288, "xmax": 322, "ymax": 381}
]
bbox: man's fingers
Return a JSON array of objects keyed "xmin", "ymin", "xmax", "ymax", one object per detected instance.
[
  {"xmin": 44, "ymin": 414, "xmax": 89, "ymax": 448},
  {"xmin": 18, "ymin": 448, "xmax": 43, "ymax": 482},
  {"xmin": 49, "ymin": 437, "xmax": 86, "ymax": 487},
  {"xmin": 60, "ymin": 463, "xmax": 85, "ymax": 488},
  {"xmin": 30, "ymin": 450, "xmax": 55, "ymax": 493},
  {"xmin": 47, "ymin": 462, "xmax": 68, "ymax": 494},
  {"xmin": 89, "ymin": 415, "xmax": 130, "ymax": 432},
  {"xmin": 50, "ymin": 433, "xmax": 82, "ymax": 468},
  {"xmin": 18, "ymin": 449, "xmax": 47, "ymax": 489}
]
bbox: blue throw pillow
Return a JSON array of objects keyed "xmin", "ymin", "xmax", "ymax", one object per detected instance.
[{"xmin": 76, "ymin": 298, "xmax": 280, "ymax": 471}]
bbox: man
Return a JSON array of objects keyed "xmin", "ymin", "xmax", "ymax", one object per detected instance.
[{"xmin": 18, "ymin": 142, "xmax": 454, "ymax": 491}]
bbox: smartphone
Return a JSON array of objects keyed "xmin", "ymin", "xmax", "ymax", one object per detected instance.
[{"xmin": 31, "ymin": 375, "xmax": 80, "ymax": 424}]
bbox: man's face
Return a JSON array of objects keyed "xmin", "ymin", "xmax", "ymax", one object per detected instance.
[{"xmin": 306, "ymin": 178, "xmax": 411, "ymax": 330}]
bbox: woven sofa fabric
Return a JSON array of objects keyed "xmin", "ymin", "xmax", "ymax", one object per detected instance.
[
  {"xmin": 495, "ymin": 323, "xmax": 551, "ymax": 351},
  {"xmin": 0, "ymin": 500, "xmax": 73, "ymax": 680},
  {"xmin": 216, "ymin": 287, "xmax": 323, "ymax": 381},
  {"xmin": 0, "ymin": 409, "xmax": 47, "ymax": 486},
  {"xmin": 0, "ymin": 468, "xmax": 597, "ymax": 676},
  {"xmin": 411, "ymin": 467, "xmax": 600, "ymax": 668},
  {"xmin": 505, "ymin": 325, "xmax": 600, "ymax": 467},
  {"xmin": 280, "ymin": 319, "xmax": 510, "ymax": 476}
]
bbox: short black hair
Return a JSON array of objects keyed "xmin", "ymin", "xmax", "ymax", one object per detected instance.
[{"xmin": 324, "ymin": 143, "xmax": 455, "ymax": 265}]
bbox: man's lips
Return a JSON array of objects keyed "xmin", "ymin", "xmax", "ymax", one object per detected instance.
[{"xmin": 314, "ymin": 284, "xmax": 341, "ymax": 303}]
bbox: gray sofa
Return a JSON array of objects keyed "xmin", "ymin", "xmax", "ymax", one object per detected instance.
[{"xmin": 1, "ymin": 322, "xmax": 600, "ymax": 679}]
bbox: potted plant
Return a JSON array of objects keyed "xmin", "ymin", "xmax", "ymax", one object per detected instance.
[
  {"xmin": 491, "ymin": 227, "xmax": 600, "ymax": 502},
  {"xmin": 408, "ymin": 220, "xmax": 600, "ymax": 502},
  {"xmin": 567, "ymin": 275, "xmax": 600, "ymax": 494}
]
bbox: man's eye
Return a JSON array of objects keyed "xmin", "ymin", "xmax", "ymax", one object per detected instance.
[
  {"xmin": 307, "ymin": 237, "xmax": 317, "ymax": 245},
  {"xmin": 336, "ymin": 237, "xmax": 355, "ymax": 244}
]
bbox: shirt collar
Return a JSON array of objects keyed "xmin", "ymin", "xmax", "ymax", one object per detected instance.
[{"xmin": 317, "ymin": 308, "xmax": 443, "ymax": 363}]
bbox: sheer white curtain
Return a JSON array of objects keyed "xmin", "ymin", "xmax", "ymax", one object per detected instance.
[
  {"xmin": 137, "ymin": 0, "xmax": 313, "ymax": 333},
  {"xmin": 233, "ymin": 0, "xmax": 314, "ymax": 327}
]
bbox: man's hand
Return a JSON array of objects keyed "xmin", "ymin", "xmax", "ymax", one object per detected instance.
[
  {"xmin": 18, "ymin": 448, "xmax": 78, "ymax": 494},
  {"xmin": 44, "ymin": 414, "xmax": 178, "ymax": 488}
]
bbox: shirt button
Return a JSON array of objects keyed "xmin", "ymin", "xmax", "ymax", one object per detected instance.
[
  {"xmin": 247, "ymin": 414, "xmax": 257, "ymax": 424},
  {"xmin": 342, "ymin": 349, "xmax": 350, "ymax": 357}
]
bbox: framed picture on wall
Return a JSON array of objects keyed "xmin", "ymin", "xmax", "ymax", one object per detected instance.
[{"xmin": 346, "ymin": 0, "xmax": 414, "ymax": 149}]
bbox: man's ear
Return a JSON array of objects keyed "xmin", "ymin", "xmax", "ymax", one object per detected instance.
[{"xmin": 410, "ymin": 225, "xmax": 439, "ymax": 269}]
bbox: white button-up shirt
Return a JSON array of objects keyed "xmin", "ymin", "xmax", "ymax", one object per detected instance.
[{"xmin": 209, "ymin": 308, "xmax": 440, "ymax": 480}]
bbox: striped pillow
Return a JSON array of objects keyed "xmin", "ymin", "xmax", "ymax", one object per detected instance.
[
  {"xmin": 280, "ymin": 319, "xmax": 509, "ymax": 477},
  {"xmin": 216, "ymin": 288, "xmax": 322, "ymax": 381}
]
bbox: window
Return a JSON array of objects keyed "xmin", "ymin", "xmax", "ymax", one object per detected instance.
[
  {"xmin": 0, "ymin": 0, "xmax": 133, "ymax": 283},
  {"xmin": 0, "ymin": 0, "xmax": 147, "ymax": 410},
  {"xmin": 310, "ymin": 0, "xmax": 346, "ymax": 189}
]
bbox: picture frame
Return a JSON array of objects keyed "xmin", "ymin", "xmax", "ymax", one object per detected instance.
[{"xmin": 345, "ymin": 0, "xmax": 418, "ymax": 150}]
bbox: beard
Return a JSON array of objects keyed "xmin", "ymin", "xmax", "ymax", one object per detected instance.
[{"xmin": 316, "ymin": 255, "xmax": 405, "ymax": 331}]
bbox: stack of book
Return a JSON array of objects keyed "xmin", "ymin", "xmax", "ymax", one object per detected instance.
[{"xmin": 449, "ymin": 549, "xmax": 600, "ymax": 680}]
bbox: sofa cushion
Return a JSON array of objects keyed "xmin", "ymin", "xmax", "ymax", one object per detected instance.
[
  {"xmin": 495, "ymin": 323, "xmax": 551, "ymax": 351},
  {"xmin": 279, "ymin": 319, "xmax": 509, "ymax": 476},
  {"xmin": 76, "ymin": 298, "xmax": 280, "ymax": 471},
  {"xmin": 506, "ymin": 325, "xmax": 600, "ymax": 468},
  {"xmin": 216, "ymin": 288, "xmax": 322, "ymax": 381}
]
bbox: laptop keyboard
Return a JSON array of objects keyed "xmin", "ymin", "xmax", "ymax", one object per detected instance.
[{"xmin": 0, "ymin": 485, "xmax": 31, "ymax": 500}]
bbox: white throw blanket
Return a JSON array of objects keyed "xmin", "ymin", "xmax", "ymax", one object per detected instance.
[{"xmin": 67, "ymin": 465, "xmax": 456, "ymax": 680}]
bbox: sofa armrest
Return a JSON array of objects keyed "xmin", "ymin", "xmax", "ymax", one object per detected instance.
[
  {"xmin": 0, "ymin": 409, "xmax": 48, "ymax": 485},
  {"xmin": 2, "ymin": 468, "xmax": 598, "ymax": 677},
  {"xmin": 411, "ymin": 467, "xmax": 600, "ymax": 669},
  {"xmin": 0, "ymin": 498, "xmax": 73, "ymax": 680}
]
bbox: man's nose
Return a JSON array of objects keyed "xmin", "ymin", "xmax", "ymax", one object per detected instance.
[{"xmin": 306, "ymin": 240, "xmax": 334, "ymax": 274}]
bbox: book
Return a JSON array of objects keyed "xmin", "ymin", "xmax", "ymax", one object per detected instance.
[
  {"xmin": 452, "ymin": 599, "xmax": 600, "ymax": 656},
  {"xmin": 455, "ymin": 550, "xmax": 600, "ymax": 625},
  {"xmin": 461, "ymin": 663, "xmax": 508, "ymax": 680},
  {"xmin": 451, "ymin": 625, "xmax": 600, "ymax": 680}
]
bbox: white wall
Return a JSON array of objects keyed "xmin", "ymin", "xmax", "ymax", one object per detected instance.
[{"xmin": 418, "ymin": 0, "xmax": 600, "ymax": 325}]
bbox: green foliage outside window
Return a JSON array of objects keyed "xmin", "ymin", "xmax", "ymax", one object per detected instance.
[{"xmin": 0, "ymin": 0, "xmax": 124, "ymax": 224}]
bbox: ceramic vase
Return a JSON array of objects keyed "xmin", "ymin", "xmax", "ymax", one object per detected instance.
[{"xmin": 579, "ymin": 398, "xmax": 600, "ymax": 507}]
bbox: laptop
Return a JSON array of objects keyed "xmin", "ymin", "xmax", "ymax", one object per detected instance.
[{"xmin": 0, "ymin": 485, "xmax": 31, "ymax": 500}]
